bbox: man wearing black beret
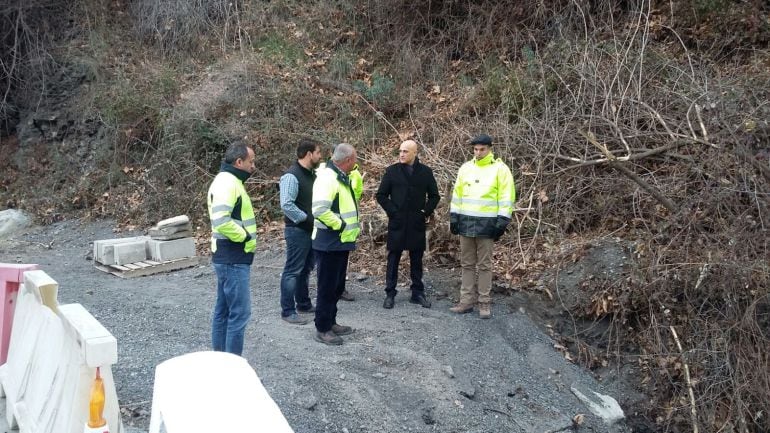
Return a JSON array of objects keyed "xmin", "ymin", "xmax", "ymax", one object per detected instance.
[{"xmin": 448, "ymin": 134, "xmax": 516, "ymax": 319}]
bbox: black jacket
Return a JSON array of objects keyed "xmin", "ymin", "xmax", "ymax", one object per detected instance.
[{"xmin": 375, "ymin": 158, "xmax": 440, "ymax": 251}]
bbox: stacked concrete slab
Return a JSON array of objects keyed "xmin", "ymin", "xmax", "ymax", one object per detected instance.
[
  {"xmin": 148, "ymin": 215, "xmax": 193, "ymax": 241},
  {"xmin": 147, "ymin": 215, "xmax": 195, "ymax": 261},
  {"xmin": 93, "ymin": 236, "xmax": 151, "ymax": 266},
  {"xmin": 146, "ymin": 237, "xmax": 195, "ymax": 262},
  {"xmin": 93, "ymin": 216, "xmax": 196, "ymax": 267}
]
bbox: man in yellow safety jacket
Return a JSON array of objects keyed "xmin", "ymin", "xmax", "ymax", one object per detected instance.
[
  {"xmin": 311, "ymin": 143, "xmax": 361, "ymax": 345},
  {"xmin": 207, "ymin": 141, "xmax": 257, "ymax": 355},
  {"xmin": 449, "ymin": 134, "xmax": 515, "ymax": 319},
  {"xmin": 315, "ymin": 158, "xmax": 362, "ymax": 302}
]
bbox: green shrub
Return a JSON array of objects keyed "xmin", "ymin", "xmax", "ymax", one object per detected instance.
[{"xmin": 255, "ymin": 33, "xmax": 305, "ymax": 67}]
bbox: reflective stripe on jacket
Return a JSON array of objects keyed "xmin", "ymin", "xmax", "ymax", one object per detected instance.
[
  {"xmin": 311, "ymin": 161, "xmax": 361, "ymax": 251},
  {"xmin": 207, "ymin": 163, "xmax": 257, "ymax": 263},
  {"xmin": 449, "ymin": 152, "xmax": 515, "ymax": 237}
]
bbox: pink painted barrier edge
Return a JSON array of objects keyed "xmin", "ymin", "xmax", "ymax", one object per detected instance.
[{"xmin": 0, "ymin": 263, "xmax": 38, "ymax": 365}]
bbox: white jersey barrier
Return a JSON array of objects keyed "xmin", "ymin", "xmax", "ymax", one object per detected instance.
[
  {"xmin": 149, "ymin": 351, "xmax": 294, "ymax": 433},
  {"xmin": 0, "ymin": 270, "xmax": 122, "ymax": 433}
]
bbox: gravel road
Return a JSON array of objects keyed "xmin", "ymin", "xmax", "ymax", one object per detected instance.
[{"xmin": 0, "ymin": 218, "xmax": 636, "ymax": 433}]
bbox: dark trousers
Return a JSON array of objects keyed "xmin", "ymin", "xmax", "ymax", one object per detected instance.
[
  {"xmin": 280, "ymin": 226, "xmax": 314, "ymax": 317},
  {"xmin": 384, "ymin": 249, "xmax": 424, "ymax": 298},
  {"xmin": 314, "ymin": 249, "xmax": 349, "ymax": 332}
]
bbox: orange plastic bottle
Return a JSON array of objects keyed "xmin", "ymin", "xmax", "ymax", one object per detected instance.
[{"xmin": 87, "ymin": 367, "xmax": 107, "ymax": 428}]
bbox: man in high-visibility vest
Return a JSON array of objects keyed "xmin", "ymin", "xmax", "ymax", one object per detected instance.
[
  {"xmin": 207, "ymin": 141, "xmax": 257, "ymax": 355},
  {"xmin": 313, "ymin": 158, "xmax": 362, "ymax": 302},
  {"xmin": 311, "ymin": 143, "xmax": 361, "ymax": 345},
  {"xmin": 449, "ymin": 134, "xmax": 515, "ymax": 319}
]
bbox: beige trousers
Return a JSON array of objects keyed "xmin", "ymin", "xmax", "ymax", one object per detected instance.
[{"xmin": 459, "ymin": 236, "xmax": 494, "ymax": 305}]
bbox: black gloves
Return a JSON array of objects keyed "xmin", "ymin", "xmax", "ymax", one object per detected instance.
[
  {"xmin": 449, "ymin": 213, "xmax": 459, "ymax": 235},
  {"xmin": 492, "ymin": 216, "xmax": 510, "ymax": 241}
]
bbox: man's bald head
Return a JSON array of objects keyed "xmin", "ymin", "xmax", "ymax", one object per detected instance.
[{"xmin": 399, "ymin": 140, "xmax": 418, "ymax": 165}]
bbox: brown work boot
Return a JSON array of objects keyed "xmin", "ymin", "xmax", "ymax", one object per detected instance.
[
  {"xmin": 478, "ymin": 303, "xmax": 491, "ymax": 319},
  {"xmin": 340, "ymin": 290, "xmax": 355, "ymax": 301},
  {"xmin": 314, "ymin": 331, "xmax": 343, "ymax": 346},
  {"xmin": 331, "ymin": 323, "xmax": 354, "ymax": 336},
  {"xmin": 449, "ymin": 303, "xmax": 474, "ymax": 314}
]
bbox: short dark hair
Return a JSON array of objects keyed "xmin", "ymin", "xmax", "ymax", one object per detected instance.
[
  {"xmin": 296, "ymin": 138, "xmax": 320, "ymax": 159},
  {"xmin": 224, "ymin": 141, "xmax": 250, "ymax": 164}
]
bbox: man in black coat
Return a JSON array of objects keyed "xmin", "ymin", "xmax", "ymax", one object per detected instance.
[{"xmin": 375, "ymin": 140, "xmax": 441, "ymax": 309}]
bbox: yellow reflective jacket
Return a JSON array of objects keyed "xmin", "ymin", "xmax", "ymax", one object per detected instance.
[
  {"xmin": 350, "ymin": 164, "xmax": 363, "ymax": 202},
  {"xmin": 318, "ymin": 162, "xmax": 363, "ymax": 202},
  {"xmin": 449, "ymin": 152, "xmax": 515, "ymax": 238},
  {"xmin": 312, "ymin": 161, "xmax": 361, "ymax": 251},
  {"xmin": 207, "ymin": 163, "xmax": 257, "ymax": 263}
]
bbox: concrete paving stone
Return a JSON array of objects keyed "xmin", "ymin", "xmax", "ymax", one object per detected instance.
[
  {"xmin": 147, "ymin": 237, "xmax": 195, "ymax": 262},
  {"xmin": 93, "ymin": 236, "xmax": 150, "ymax": 265},
  {"xmin": 156, "ymin": 215, "xmax": 189, "ymax": 228},
  {"xmin": 114, "ymin": 242, "xmax": 148, "ymax": 265}
]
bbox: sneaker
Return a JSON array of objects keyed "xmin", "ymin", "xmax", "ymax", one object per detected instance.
[
  {"xmin": 383, "ymin": 295, "xmax": 395, "ymax": 309},
  {"xmin": 331, "ymin": 323, "xmax": 354, "ymax": 336},
  {"xmin": 314, "ymin": 331, "xmax": 343, "ymax": 345},
  {"xmin": 449, "ymin": 303, "xmax": 474, "ymax": 314},
  {"xmin": 282, "ymin": 313, "xmax": 310, "ymax": 325},
  {"xmin": 297, "ymin": 305, "xmax": 316, "ymax": 314},
  {"xmin": 409, "ymin": 294, "xmax": 432, "ymax": 308},
  {"xmin": 479, "ymin": 303, "xmax": 491, "ymax": 319},
  {"xmin": 340, "ymin": 290, "xmax": 355, "ymax": 301}
]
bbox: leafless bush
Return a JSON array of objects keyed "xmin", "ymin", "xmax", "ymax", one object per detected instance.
[
  {"xmin": 457, "ymin": 6, "xmax": 770, "ymax": 432},
  {"xmin": 131, "ymin": 0, "xmax": 245, "ymax": 55},
  {"xmin": 345, "ymin": 2, "xmax": 770, "ymax": 431},
  {"xmin": 0, "ymin": 0, "xmax": 66, "ymax": 135}
]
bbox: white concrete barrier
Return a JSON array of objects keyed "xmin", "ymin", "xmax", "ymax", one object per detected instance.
[
  {"xmin": 0, "ymin": 270, "xmax": 122, "ymax": 433},
  {"xmin": 149, "ymin": 351, "xmax": 294, "ymax": 433}
]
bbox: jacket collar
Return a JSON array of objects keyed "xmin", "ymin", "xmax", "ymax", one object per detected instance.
[
  {"xmin": 327, "ymin": 159, "xmax": 350, "ymax": 184},
  {"xmin": 401, "ymin": 156, "xmax": 421, "ymax": 169},
  {"xmin": 473, "ymin": 152, "xmax": 495, "ymax": 167},
  {"xmin": 293, "ymin": 160, "xmax": 316, "ymax": 177},
  {"xmin": 220, "ymin": 162, "xmax": 251, "ymax": 183}
]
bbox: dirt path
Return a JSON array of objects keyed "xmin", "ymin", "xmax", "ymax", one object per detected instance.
[{"xmin": 0, "ymin": 218, "xmax": 635, "ymax": 433}]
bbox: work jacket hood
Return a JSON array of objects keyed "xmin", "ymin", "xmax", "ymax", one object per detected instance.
[{"xmin": 220, "ymin": 162, "xmax": 251, "ymax": 183}]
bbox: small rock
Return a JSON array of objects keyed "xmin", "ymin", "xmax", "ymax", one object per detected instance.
[
  {"xmin": 339, "ymin": 374, "xmax": 345, "ymax": 380},
  {"xmin": 372, "ymin": 372, "xmax": 386, "ymax": 379},
  {"xmin": 459, "ymin": 385, "xmax": 476, "ymax": 400},
  {"xmin": 0, "ymin": 209, "xmax": 31, "ymax": 239},
  {"xmin": 421, "ymin": 407, "xmax": 436, "ymax": 425},
  {"xmin": 507, "ymin": 385, "xmax": 528, "ymax": 399},
  {"xmin": 570, "ymin": 384, "xmax": 625, "ymax": 424},
  {"xmin": 442, "ymin": 365, "xmax": 455, "ymax": 378},
  {"xmin": 298, "ymin": 394, "xmax": 318, "ymax": 411}
]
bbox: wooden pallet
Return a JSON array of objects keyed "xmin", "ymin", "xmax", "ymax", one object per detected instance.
[{"xmin": 95, "ymin": 256, "xmax": 199, "ymax": 278}]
